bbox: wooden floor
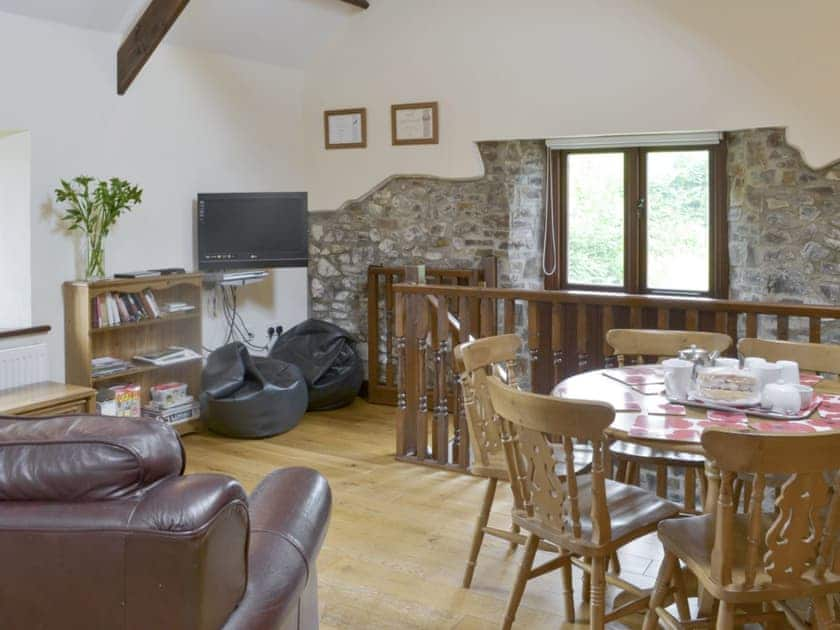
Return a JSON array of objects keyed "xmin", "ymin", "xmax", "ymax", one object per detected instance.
[{"xmin": 183, "ymin": 399, "xmax": 667, "ymax": 629}]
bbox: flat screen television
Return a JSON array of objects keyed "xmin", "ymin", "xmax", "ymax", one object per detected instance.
[{"xmin": 197, "ymin": 192, "xmax": 308, "ymax": 271}]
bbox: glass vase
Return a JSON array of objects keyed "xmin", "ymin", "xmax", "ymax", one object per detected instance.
[{"xmin": 84, "ymin": 233, "xmax": 106, "ymax": 280}]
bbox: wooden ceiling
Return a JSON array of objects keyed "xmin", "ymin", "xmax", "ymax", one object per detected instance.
[{"xmin": 117, "ymin": 0, "xmax": 369, "ymax": 95}]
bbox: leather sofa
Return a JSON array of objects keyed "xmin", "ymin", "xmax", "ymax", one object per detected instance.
[{"xmin": 0, "ymin": 414, "xmax": 331, "ymax": 630}]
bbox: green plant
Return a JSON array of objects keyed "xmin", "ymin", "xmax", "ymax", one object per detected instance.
[{"xmin": 55, "ymin": 176, "xmax": 143, "ymax": 279}]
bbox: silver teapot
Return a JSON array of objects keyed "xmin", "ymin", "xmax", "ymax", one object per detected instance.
[{"xmin": 677, "ymin": 344, "xmax": 719, "ymax": 374}]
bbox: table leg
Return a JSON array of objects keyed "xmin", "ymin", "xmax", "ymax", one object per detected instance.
[{"xmin": 698, "ymin": 459, "xmax": 721, "ymax": 616}]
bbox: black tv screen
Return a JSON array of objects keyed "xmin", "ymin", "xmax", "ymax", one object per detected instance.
[{"xmin": 197, "ymin": 192, "xmax": 308, "ymax": 270}]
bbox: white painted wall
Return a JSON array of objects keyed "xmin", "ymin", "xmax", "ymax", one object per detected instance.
[
  {"xmin": 6, "ymin": 1, "xmax": 840, "ymax": 378},
  {"xmin": 0, "ymin": 131, "xmax": 30, "ymax": 328},
  {"xmin": 304, "ymin": 0, "xmax": 840, "ymax": 211},
  {"xmin": 0, "ymin": 11, "xmax": 308, "ymax": 379}
]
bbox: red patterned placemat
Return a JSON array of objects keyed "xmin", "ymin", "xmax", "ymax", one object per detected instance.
[
  {"xmin": 624, "ymin": 408, "xmax": 837, "ymax": 444},
  {"xmin": 603, "ymin": 367, "xmax": 664, "ymax": 386}
]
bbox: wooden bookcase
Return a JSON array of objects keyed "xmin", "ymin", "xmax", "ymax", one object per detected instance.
[{"xmin": 63, "ymin": 273, "xmax": 204, "ymax": 435}]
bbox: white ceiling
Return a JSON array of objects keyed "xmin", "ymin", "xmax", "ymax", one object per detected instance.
[{"xmin": 0, "ymin": 0, "xmax": 362, "ymax": 68}]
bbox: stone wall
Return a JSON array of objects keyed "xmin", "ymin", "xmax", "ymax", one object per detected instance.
[
  {"xmin": 308, "ymin": 140, "xmax": 545, "ymax": 371},
  {"xmin": 728, "ymin": 128, "xmax": 840, "ymax": 340},
  {"xmin": 309, "ymin": 127, "xmax": 840, "ymax": 382}
]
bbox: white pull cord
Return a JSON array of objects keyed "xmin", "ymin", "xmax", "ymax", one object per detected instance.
[{"xmin": 542, "ymin": 144, "xmax": 557, "ymax": 276}]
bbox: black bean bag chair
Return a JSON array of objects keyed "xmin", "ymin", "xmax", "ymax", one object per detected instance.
[
  {"xmin": 201, "ymin": 342, "xmax": 308, "ymax": 438},
  {"xmin": 269, "ymin": 319, "xmax": 363, "ymax": 411}
]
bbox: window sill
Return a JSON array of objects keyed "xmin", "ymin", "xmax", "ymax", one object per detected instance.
[{"xmin": 0, "ymin": 325, "xmax": 51, "ymax": 340}]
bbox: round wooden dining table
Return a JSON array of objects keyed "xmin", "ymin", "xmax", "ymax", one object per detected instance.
[{"xmin": 551, "ymin": 365, "xmax": 840, "ymax": 513}]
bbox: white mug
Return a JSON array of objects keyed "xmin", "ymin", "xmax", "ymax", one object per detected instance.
[
  {"xmin": 777, "ymin": 360, "xmax": 800, "ymax": 385},
  {"xmin": 744, "ymin": 357, "xmax": 767, "ymax": 374},
  {"xmin": 755, "ymin": 362, "xmax": 783, "ymax": 389},
  {"xmin": 663, "ymin": 358, "xmax": 693, "ymax": 400}
]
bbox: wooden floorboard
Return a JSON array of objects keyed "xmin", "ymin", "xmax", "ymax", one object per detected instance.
[{"xmin": 183, "ymin": 398, "xmax": 665, "ymax": 629}]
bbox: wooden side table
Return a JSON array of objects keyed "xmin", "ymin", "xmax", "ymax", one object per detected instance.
[{"xmin": 0, "ymin": 382, "xmax": 96, "ymax": 417}]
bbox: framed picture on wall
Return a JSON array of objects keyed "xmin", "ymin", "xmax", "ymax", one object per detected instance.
[
  {"xmin": 324, "ymin": 108, "xmax": 367, "ymax": 149},
  {"xmin": 391, "ymin": 101, "xmax": 439, "ymax": 146}
]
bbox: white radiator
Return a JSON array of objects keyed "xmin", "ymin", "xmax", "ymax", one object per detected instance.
[{"xmin": 0, "ymin": 343, "xmax": 49, "ymax": 390}]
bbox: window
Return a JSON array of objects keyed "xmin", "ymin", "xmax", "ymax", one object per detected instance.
[
  {"xmin": 0, "ymin": 131, "xmax": 31, "ymax": 328},
  {"xmin": 547, "ymin": 135, "xmax": 727, "ymax": 297},
  {"xmin": 566, "ymin": 152, "xmax": 625, "ymax": 287}
]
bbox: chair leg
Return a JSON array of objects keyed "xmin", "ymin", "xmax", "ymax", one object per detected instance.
[
  {"xmin": 732, "ymin": 478, "xmax": 743, "ymax": 511},
  {"xmin": 683, "ymin": 467, "xmax": 696, "ymax": 513},
  {"xmin": 590, "ymin": 556, "xmax": 607, "ymax": 630},
  {"xmin": 671, "ymin": 561, "xmax": 691, "ymax": 621},
  {"xmin": 508, "ymin": 522, "xmax": 520, "ymax": 553},
  {"xmin": 625, "ymin": 461, "xmax": 633, "ymax": 484},
  {"xmin": 462, "ymin": 477, "xmax": 497, "ymax": 588},
  {"xmin": 741, "ymin": 479, "xmax": 753, "ymax": 514},
  {"xmin": 501, "ymin": 533, "xmax": 539, "ymax": 630},
  {"xmin": 609, "ymin": 552, "xmax": 621, "ymax": 574},
  {"xmin": 615, "ymin": 458, "xmax": 628, "ymax": 482},
  {"xmin": 715, "ymin": 601, "xmax": 735, "ymax": 630},
  {"xmin": 813, "ymin": 595, "xmax": 834, "ymax": 628},
  {"xmin": 582, "ymin": 558, "xmax": 591, "ymax": 602},
  {"xmin": 656, "ymin": 465, "xmax": 668, "ymax": 498},
  {"xmin": 560, "ymin": 555, "xmax": 575, "ymax": 623},
  {"xmin": 761, "ymin": 602, "xmax": 780, "ymax": 630},
  {"xmin": 643, "ymin": 550, "xmax": 678, "ymax": 630}
]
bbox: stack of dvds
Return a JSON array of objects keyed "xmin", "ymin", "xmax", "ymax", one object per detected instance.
[{"xmin": 142, "ymin": 396, "xmax": 199, "ymax": 425}]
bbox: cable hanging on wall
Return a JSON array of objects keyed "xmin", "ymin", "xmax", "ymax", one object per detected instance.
[
  {"xmin": 220, "ymin": 285, "xmax": 269, "ymax": 354},
  {"xmin": 542, "ymin": 144, "xmax": 557, "ymax": 277}
]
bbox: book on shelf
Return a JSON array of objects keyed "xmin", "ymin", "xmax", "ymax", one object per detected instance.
[
  {"xmin": 133, "ymin": 346, "xmax": 201, "ymax": 366},
  {"xmin": 91, "ymin": 290, "xmax": 169, "ymax": 328},
  {"xmin": 91, "ymin": 356, "xmax": 132, "ymax": 378},
  {"xmin": 160, "ymin": 301, "xmax": 195, "ymax": 314}
]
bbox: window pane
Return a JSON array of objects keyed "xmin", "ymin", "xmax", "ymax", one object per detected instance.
[
  {"xmin": 566, "ymin": 153, "xmax": 625, "ymax": 286},
  {"xmin": 646, "ymin": 151, "xmax": 710, "ymax": 292}
]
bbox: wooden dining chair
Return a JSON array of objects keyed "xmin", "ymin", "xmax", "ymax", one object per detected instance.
[
  {"xmin": 738, "ymin": 337, "xmax": 840, "ymax": 375},
  {"xmin": 733, "ymin": 337, "xmax": 840, "ymax": 511},
  {"xmin": 486, "ymin": 375, "xmax": 682, "ymax": 629},
  {"xmin": 605, "ymin": 329, "xmax": 733, "ymax": 513},
  {"xmin": 456, "ymin": 333, "xmax": 591, "ymax": 589},
  {"xmin": 644, "ymin": 427, "xmax": 840, "ymax": 629},
  {"xmin": 455, "ymin": 334, "xmax": 528, "ymax": 589}
]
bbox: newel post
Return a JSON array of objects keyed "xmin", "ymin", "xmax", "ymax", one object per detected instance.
[{"xmin": 401, "ymin": 265, "xmax": 426, "ymax": 459}]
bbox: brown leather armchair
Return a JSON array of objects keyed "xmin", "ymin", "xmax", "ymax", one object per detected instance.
[{"xmin": 0, "ymin": 415, "xmax": 331, "ymax": 630}]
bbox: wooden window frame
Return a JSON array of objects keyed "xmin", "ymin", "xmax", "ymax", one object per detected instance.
[{"xmin": 546, "ymin": 142, "xmax": 728, "ymax": 298}]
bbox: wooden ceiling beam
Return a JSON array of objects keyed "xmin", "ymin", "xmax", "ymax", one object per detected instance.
[
  {"xmin": 117, "ymin": 0, "xmax": 191, "ymax": 95},
  {"xmin": 339, "ymin": 0, "xmax": 369, "ymax": 8}
]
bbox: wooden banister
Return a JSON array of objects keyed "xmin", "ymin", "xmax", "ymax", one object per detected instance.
[
  {"xmin": 390, "ymin": 285, "xmax": 840, "ymax": 319},
  {"xmin": 389, "ymin": 280, "xmax": 840, "ymax": 472},
  {"xmin": 366, "ymin": 257, "xmax": 497, "ymax": 407}
]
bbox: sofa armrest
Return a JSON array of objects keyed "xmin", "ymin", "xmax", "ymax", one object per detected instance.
[
  {"xmin": 223, "ymin": 467, "xmax": 332, "ymax": 630},
  {"xmin": 0, "ymin": 473, "xmax": 250, "ymax": 630}
]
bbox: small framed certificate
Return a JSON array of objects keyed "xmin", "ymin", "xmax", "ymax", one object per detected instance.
[
  {"xmin": 324, "ymin": 108, "xmax": 367, "ymax": 149},
  {"xmin": 391, "ymin": 101, "xmax": 439, "ymax": 146}
]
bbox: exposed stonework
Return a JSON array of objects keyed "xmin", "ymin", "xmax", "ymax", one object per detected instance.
[
  {"xmin": 728, "ymin": 128, "xmax": 840, "ymax": 340},
  {"xmin": 308, "ymin": 140, "xmax": 545, "ymax": 374},
  {"xmin": 309, "ymin": 127, "xmax": 840, "ymax": 389}
]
